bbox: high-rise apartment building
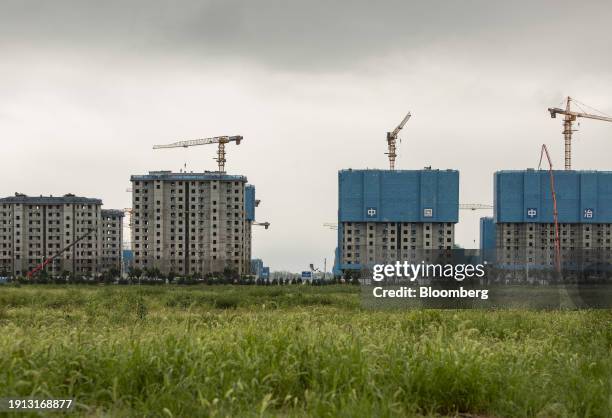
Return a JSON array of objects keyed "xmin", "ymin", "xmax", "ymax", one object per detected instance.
[
  {"xmin": 334, "ymin": 168, "xmax": 460, "ymax": 275},
  {"xmin": 0, "ymin": 194, "xmax": 123, "ymax": 277},
  {"xmin": 130, "ymin": 171, "xmax": 255, "ymax": 276},
  {"xmin": 491, "ymin": 170, "xmax": 612, "ymax": 269},
  {"xmin": 101, "ymin": 209, "xmax": 124, "ymax": 272}
]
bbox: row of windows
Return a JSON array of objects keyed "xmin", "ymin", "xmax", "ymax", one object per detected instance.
[{"xmin": 134, "ymin": 253, "xmax": 242, "ymax": 260}]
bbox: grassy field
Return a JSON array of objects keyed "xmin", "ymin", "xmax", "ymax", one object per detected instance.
[{"xmin": 0, "ymin": 285, "xmax": 610, "ymax": 417}]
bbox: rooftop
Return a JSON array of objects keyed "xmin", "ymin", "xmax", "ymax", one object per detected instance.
[
  {"xmin": 496, "ymin": 169, "xmax": 612, "ymax": 174},
  {"xmin": 101, "ymin": 209, "xmax": 125, "ymax": 217},
  {"xmin": 339, "ymin": 167, "xmax": 458, "ymax": 173},
  {"xmin": 0, "ymin": 193, "xmax": 102, "ymax": 205},
  {"xmin": 131, "ymin": 171, "xmax": 247, "ymax": 182}
]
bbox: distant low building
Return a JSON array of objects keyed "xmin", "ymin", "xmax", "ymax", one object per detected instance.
[{"xmin": 250, "ymin": 258, "xmax": 270, "ymax": 279}]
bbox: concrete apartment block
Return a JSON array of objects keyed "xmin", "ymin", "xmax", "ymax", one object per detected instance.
[
  {"xmin": 495, "ymin": 223, "xmax": 612, "ymax": 267},
  {"xmin": 491, "ymin": 170, "xmax": 612, "ymax": 269},
  {"xmin": 101, "ymin": 209, "xmax": 124, "ymax": 272},
  {"xmin": 130, "ymin": 171, "xmax": 252, "ymax": 276},
  {"xmin": 0, "ymin": 194, "xmax": 105, "ymax": 277},
  {"xmin": 341, "ymin": 221, "xmax": 455, "ymax": 267},
  {"xmin": 334, "ymin": 169, "xmax": 460, "ymax": 274}
]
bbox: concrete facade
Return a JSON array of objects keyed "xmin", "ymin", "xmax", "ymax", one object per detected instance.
[
  {"xmin": 495, "ymin": 222, "xmax": 612, "ymax": 268},
  {"xmin": 341, "ymin": 221, "xmax": 455, "ymax": 267},
  {"xmin": 101, "ymin": 209, "xmax": 124, "ymax": 272},
  {"xmin": 0, "ymin": 194, "xmax": 122, "ymax": 277},
  {"xmin": 130, "ymin": 171, "xmax": 252, "ymax": 276}
]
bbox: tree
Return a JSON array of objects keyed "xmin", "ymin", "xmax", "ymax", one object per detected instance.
[
  {"xmin": 223, "ymin": 267, "xmax": 239, "ymax": 282},
  {"xmin": 129, "ymin": 267, "xmax": 143, "ymax": 281}
]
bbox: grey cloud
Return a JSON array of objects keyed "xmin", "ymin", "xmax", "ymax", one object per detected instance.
[{"xmin": 1, "ymin": 0, "xmax": 611, "ymax": 72}]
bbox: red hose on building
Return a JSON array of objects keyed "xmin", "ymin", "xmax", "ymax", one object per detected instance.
[{"xmin": 538, "ymin": 145, "xmax": 561, "ymax": 274}]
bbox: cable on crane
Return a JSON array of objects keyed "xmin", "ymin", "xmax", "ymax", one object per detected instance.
[{"xmin": 571, "ymin": 98, "xmax": 612, "ymax": 118}]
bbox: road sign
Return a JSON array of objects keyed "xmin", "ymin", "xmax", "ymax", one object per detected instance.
[{"xmin": 301, "ymin": 271, "xmax": 312, "ymax": 279}]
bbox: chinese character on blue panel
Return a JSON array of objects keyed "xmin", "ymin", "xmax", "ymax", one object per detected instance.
[
  {"xmin": 583, "ymin": 208, "xmax": 594, "ymax": 219},
  {"xmin": 366, "ymin": 207, "xmax": 377, "ymax": 218},
  {"xmin": 526, "ymin": 208, "xmax": 538, "ymax": 219},
  {"xmin": 423, "ymin": 208, "xmax": 433, "ymax": 218}
]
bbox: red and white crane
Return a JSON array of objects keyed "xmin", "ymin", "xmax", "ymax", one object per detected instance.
[
  {"xmin": 538, "ymin": 144, "xmax": 561, "ymax": 274},
  {"xmin": 26, "ymin": 228, "xmax": 96, "ymax": 278}
]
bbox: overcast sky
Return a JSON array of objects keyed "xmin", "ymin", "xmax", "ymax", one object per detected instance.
[{"xmin": 1, "ymin": 1, "xmax": 612, "ymax": 272}]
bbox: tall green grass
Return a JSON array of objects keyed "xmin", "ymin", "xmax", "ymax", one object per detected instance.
[{"xmin": 0, "ymin": 285, "xmax": 610, "ymax": 417}]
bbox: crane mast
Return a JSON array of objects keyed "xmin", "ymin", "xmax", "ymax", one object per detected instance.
[
  {"xmin": 153, "ymin": 135, "xmax": 243, "ymax": 173},
  {"xmin": 548, "ymin": 97, "xmax": 612, "ymax": 170},
  {"xmin": 386, "ymin": 112, "xmax": 411, "ymax": 170}
]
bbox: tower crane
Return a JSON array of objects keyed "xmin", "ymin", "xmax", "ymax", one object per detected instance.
[
  {"xmin": 153, "ymin": 135, "xmax": 243, "ymax": 173},
  {"xmin": 548, "ymin": 97, "xmax": 612, "ymax": 170},
  {"xmin": 253, "ymin": 222, "xmax": 270, "ymax": 230},
  {"xmin": 386, "ymin": 112, "xmax": 411, "ymax": 170},
  {"xmin": 538, "ymin": 144, "xmax": 561, "ymax": 274}
]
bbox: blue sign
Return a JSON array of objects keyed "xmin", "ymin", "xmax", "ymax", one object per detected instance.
[
  {"xmin": 301, "ymin": 271, "xmax": 312, "ymax": 278},
  {"xmin": 583, "ymin": 208, "xmax": 595, "ymax": 219},
  {"xmin": 366, "ymin": 207, "xmax": 377, "ymax": 218},
  {"xmin": 526, "ymin": 208, "xmax": 538, "ymax": 219},
  {"xmin": 261, "ymin": 267, "xmax": 270, "ymax": 279}
]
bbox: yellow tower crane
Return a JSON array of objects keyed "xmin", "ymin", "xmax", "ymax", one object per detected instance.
[
  {"xmin": 548, "ymin": 97, "xmax": 612, "ymax": 170},
  {"xmin": 386, "ymin": 112, "xmax": 411, "ymax": 170},
  {"xmin": 153, "ymin": 135, "xmax": 243, "ymax": 173}
]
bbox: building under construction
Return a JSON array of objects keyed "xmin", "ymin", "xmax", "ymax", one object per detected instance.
[
  {"xmin": 482, "ymin": 170, "xmax": 612, "ymax": 270},
  {"xmin": 101, "ymin": 209, "xmax": 124, "ymax": 272},
  {"xmin": 334, "ymin": 168, "xmax": 459, "ymax": 274},
  {"xmin": 130, "ymin": 171, "xmax": 257, "ymax": 276},
  {"xmin": 0, "ymin": 194, "xmax": 123, "ymax": 277},
  {"xmin": 244, "ymin": 185, "xmax": 256, "ymax": 267}
]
